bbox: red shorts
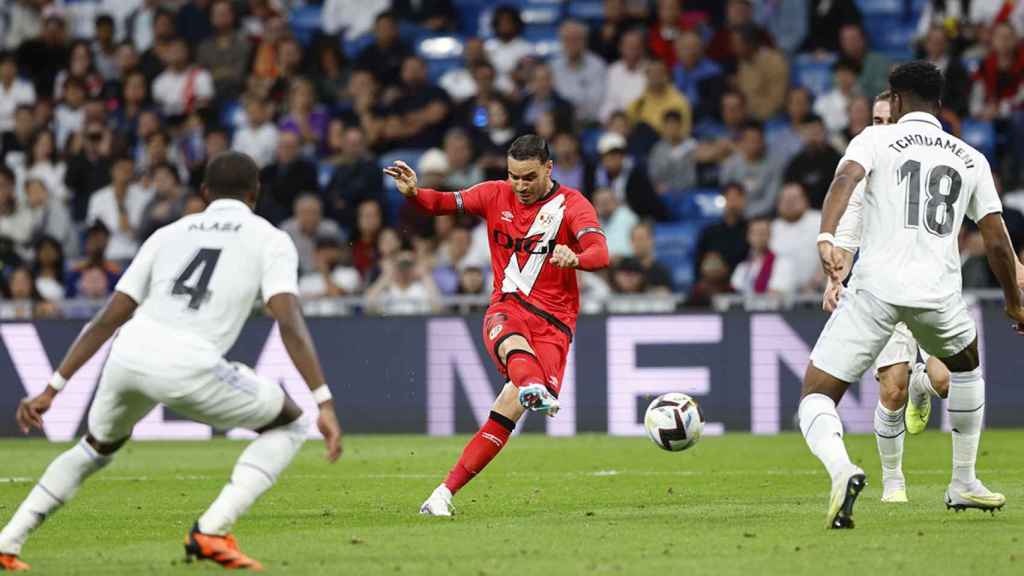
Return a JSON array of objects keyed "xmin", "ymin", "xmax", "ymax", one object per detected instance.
[{"xmin": 482, "ymin": 300, "xmax": 571, "ymax": 397}]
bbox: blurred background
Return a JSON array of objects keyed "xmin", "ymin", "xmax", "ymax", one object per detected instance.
[{"xmin": 0, "ymin": 0, "xmax": 1022, "ymax": 319}]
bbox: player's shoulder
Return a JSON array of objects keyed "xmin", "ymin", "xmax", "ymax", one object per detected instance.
[
  {"xmin": 466, "ymin": 179, "xmax": 510, "ymax": 196},
  {"xmin": 556, "ymin": 182, "xmax": 589, "ymax": 205}
]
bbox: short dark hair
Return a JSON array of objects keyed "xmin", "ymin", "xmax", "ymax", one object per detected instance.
[
  {"xmin": 492, "ymin": 5, "xmax": 524, "ymax": 35},
  {"xmin": 0, "ymin": 164, "xmax": 15, "ymax": 183},
  {"xmin": 801, "ymin": 113, "xmax": 825, "ymax": 127},
  {"xmin": 833, "ymin": 58, "xmax": 859, "ymax": 74},
  {"xmin": 0, "ymin": 50, "xmax": 16, "ymax": 64},
  {"xmin": 722, "ymin": 181, "xmax": 746, "ymax": 196},
  {"xmin": 739, "ymin": 119, "xmax": 764, "ymax": 134},
  {"xmin": 875, "ymin": 89, "xmax": 892, "ymax": 102},
  {"xmin": 663, "ymin": 110, "xmax": 683, "ymax": 123},
  {"xmin": 507, "ymin": 134, "xmax": 550, "ymax": 163},
  {"xmin": 888, "ymin": 61, "xmax": 944, "ymax": 105},
  {"xmin": 151, "ymin": 161, "xmax": 180, "ymax": 182},
  {"xmin": 95, "ymin": 14, "xmax": 114, "ymax": 28},
  {"xmin": 204, "ymin": 151, "xmax": 259, "ymax": 200},
  {"xmin": 375, "ymin": 10, "xmax": 397, "ymax": 25}
]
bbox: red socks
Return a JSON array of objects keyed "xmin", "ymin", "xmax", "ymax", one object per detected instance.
[
  {"xmin": 506, "ymin": 350, "xmax": 546, "ymax": 389},
  {"xmin": 443, "ymin": 411, "xmax": 516, "ymax": 494}
]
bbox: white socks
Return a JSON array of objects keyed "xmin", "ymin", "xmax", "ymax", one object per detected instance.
[
  {"xmin": 909, "ymin": 363, "xmax": 942, "ymax": 403},
  {"xmin": 197, "ymin": 417, "xmax": 307, "ymax": 535},
  {"xmin": 874, "ymin": 401, "xmax": 905, "ymax": 481},
  {"xmin": 0, "ymin": 439, "xmax": 112, "ymax": 555},
  {"xmin": 948, "ymin": 368, "xmax": 984, "ymax": 485},
  {"xmin": 799, "ymin": 393, "xmax": 853, "ymax": 480}
]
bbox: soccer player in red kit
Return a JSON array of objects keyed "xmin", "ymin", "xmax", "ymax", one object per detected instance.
[{"xmin": 384, "ymin": 135, "xmax": 609, "ymax": 516}]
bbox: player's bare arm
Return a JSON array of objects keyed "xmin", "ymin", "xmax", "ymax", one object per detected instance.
[
  {"xmin": 266, "ymin": 293, "xmax": 343, "ymax": 462},
  {"xmin": 16, "ymin": 291, "xmax": 138, "ymax": 434},
  {"xmin": 822, "ymin": 248, "xmax": 855, "ymax": 312},
  {"xmin": 975, "ymin": 213, "xmax": 1024, "ymax": 332},
  {"xmin": 818, "ymin": 160, "xmax": 866, "ymax": 283}
]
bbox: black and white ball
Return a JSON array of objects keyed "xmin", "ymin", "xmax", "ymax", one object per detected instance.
[{"xmin": 643, "ymin": 393, "xmax": 705, "ymax": 452}]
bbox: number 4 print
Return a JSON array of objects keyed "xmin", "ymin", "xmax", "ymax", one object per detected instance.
[{"xmin": 172, "ymin": 248, "xmax": 222, "ymax": 310}]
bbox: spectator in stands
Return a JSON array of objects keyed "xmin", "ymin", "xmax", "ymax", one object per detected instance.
[
  {"xmin": 137, "ymin": 162, "xmax": 186, "ymax": 242},
  {"xmin": 734, "ymin": 24, "xmax": 789, "ymax": 121},
  {"xmin": 814, "ymin": 58, "xmax": 860, "ymax": 134},
  {"xmin": 970, "ymin": 22, "xmax": 1024, "ymax": 116},
  {"xmin": 307, "ymin": 33, "xmax": 350, "ymax": 107},
  {"xmin": 92, "ymin": 14, "xmax": 118, "ymax": 81},
  {"xmin": 475, "ymin": 100, "xmax": 519, "ymax": 175},
  {"xmin": 324, "ymin": 125, "xmax": 385, "ymax": 232},
  {"xmin": 232, "ymin": 96, "xmax": 278, "ymax": 169},
  {"xmin": 801, "ymin": 0, "xmax": 862, "ymax": 53},
  {"xmin": 100, "ymin": 41, "xmax": 137, "ymax": 101},
  {"xmin": 176, "ymin": 0, "xmax": 214, "ymax": 45},
  {"xmin": 23, "ymin": 129, "xmax": 68, "ymax": 204},
  {"xmin": 693, "ymin": 89, "xmax": 748, "ymax": 152},
  {"xmin": 197, "ymin": 0, "xmax": 250, "ymax": 103},
  {"xmin": 439, "ymin": 37, "xmax": 488, "ymax": 103},
  {"xmin": 352, "ymin": 198, "xmax": 384, "ymax": 277},
  {"xmin": 32, "ymin": 235, "xmax": 65, "ymax": 302},
  {"xmin": 485, "ymin": 5, "xmax": 533, "ymax": 94},
  {"xmin": 127, "ymin": 0, "xmax": 163, "ymax": 53},
  {"xmin": 393, "ymin": 0, "xmax": 458, "ymax": 32},
  {"xmin": 706, "ymin": 0, "xmax": 766, "ymax": 69},
  {"xmin": 322, "ymin": 0, "xmax": 390, "ymax": 42},
  {"xmin": 832, "ymin": 94, "xmax": 871, "ymax": 150},
  {"xmin": 648, "ymin": 110, "xmax": 698, "ymax": 193},
  {"xmin": 922, "ymin": 24, "xmax": 970, "ymax": 118},
  {"xmin": 254, "ymin": 28, "xmax": 303, "ymax": 102},
  {"xmin": 772, "ymin": 87, "xmax": 813, "ymax": 163},
  {"xmin": 434, "ymin": 225, "xmax": 483, "ymax": 294},
  {"xmin": 593, "ymin": 131, "xmax": 668, "ymax": 221},
  {"xmin": 53, "ymin": 40, "xmax": 101, "ymax": 103},
  {"xmin": 686, "ymin": 251, "xmax": 735, "ymax": 307},
  {"xmin": 648, "ymin": 0, "xmax": 705, "ymax": 67},
  {"xmin": 110, "ymin": 70, "xmax": 150, "ymax": 141},
  {"xmin": 16, "ymin": 10, "xmax": 68, "ymax": 99},
  {"xmin": 22, "ymin": 176, "xmax": 75, "ymax": 256},
  {"xmin": 551, "ymin": 132, "xmax": 589, "ymax": 194},
  {"xmin": 0, "ymin": 165, "xmax": 31, "ymax": 248},
  {"xmin": 520, "ymin": 62, "xmax": 575, "ymax": 135},
  {"xmin": 1, "ymin": 105, "xmax": 35, "ymax": 164},
  {"xmin": 279, "ymin": 77, "xmax": 330, "ymax": 154},
  {"xmin": 719, "ymin": 121, "xmax": 785, "ymax": 218},
  {"xmin": 152, "ymin": 37, "xmax": 214, "ymax": 117},
  {"xmin": 600, "ymin": 28, "xmax": 649, "ymax": 122},
  {"xmin": 839, "ymin": 23, "xmax": 891, "ymax": 101},
  {"xmin": 0, "ymin": 50, "xmax": 36, "ymax": 134},
  {"xmin": 694, "ymin": 182, "xmax": 749, "ymax": 278},
  {"xmin": 630, "ymin": 221, "xmax": 674, "ymax": 293},
  {"xmin": 86, "ymin": 156, "xmax": 151, "ymax": 262},
  {"xmin": 53, "ymin": 77, "xmax": 85, "ymax": 151},
  {"xmin": 590, "ymin": 0, "xmax": 645, "ymax": 63},
  {"xmin": 627, "ymin": 59, "xmax": 691, "ymax": 138},
  {"xmin": 610, "ymin": 256, "xmax": 650, "ymax": 294},
  {"xmin": 190, "ymin": 127, "xmax": 227, "ymax": 189},
  {"xmin": 138, "ymin": 10, "xmax": 180, "ymax": 83},
  {"xmin": 731, "ymin": 217, "xmax": 795, "ymax": 295},
  {"xmin": 66, "ymin": 220, "xmax": 121, "ymax": 298},
  {"xmin": 299, "ymin": 235, "xmax": 362, "ymax": 299},
  {"xmin": 378, "ymin": 56, "xmax": 452, "ymax": 151},
  {"xmin": 454, "ymin": 265, "xmax": 488, "ymax": 313},
  {"xmin": 592, "ymin": 186, "xmax": 639, "ymax": 261},
  {"xmin": 366, "ymin": 247, "xmax": 442, "ymax": 315},
  {"xmin": 64, "ymin": 119, "xmax": 113, "ymax": 222},
  {"xmin": 673, "ymin": 30, "xmax": 724, "ymax": 122},
  {"xmin": 783, "ymin": 115, "xmax": 841, "ymax": 209},
  {"xmin": 355, "ymin": 11, "xmax": 413, "ymax": 89},
  {"xmin": 257, "ymin": 131, "xmax": 320, "ymax": 226},
  {"xmin": 443, "ymin": 128, "xmax": 484, "ymax": 191},
  {"xmin": 552, "ymin": 19, "xmax": 608, "ymax": 125},
  {"xmin": 4, "ymin": 0, "xmax": 44, "ymax": 50},
  {"xmin": 282, "ymin": 194, "xmax": 345, "ymax": 275},
  {"xmin": 770, "ymin": 182, "xmax": 821, "ymax": 293}
]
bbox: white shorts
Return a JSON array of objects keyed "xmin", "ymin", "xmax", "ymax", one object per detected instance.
[
  {"xmin": 88, "ymin": 358, "xmax": 286, "ymax": 443},
  {"xmin": 810, "ymin": 289, "xmax": 976, "ymax": 383},
  {"xmin": 873, "ymin": 322, "xmax": 919, "ymax": 375}
]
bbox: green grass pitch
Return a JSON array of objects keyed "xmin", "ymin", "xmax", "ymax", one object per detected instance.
[{"xmin": 1, "ymin": 431, "xmax": 1022, "ymax": 575}]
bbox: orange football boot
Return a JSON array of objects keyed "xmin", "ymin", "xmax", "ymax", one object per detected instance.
[
  {"xmin": 0, "ymin": 553, "xmax": 30, "ymax": 571},
  {"xmin": 184, "ymin": 524, "xmax": 264, "ymax": 571}
]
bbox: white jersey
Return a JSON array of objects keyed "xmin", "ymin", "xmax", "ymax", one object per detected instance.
[
  {"xmin": 110, "ymin": 199, "xmax": 299, "ymax": 378},
  {"xmin": 838, "ymin": 112, "xmax": 1002, "ymax": 309}
]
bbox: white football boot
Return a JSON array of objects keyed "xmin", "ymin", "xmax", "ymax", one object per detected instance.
[
  {"xmin": 826, "ymin": 464, "xmax": 866, "ymax": 529},
  {"xmin": 880, "ymin": 475, "xmax": 908, "ymax": 503},
  {"xmin": 945, "ymin": 479, "xmax": 1006, "ymax": 512},
  {"xmin": 419, "ymin": 484, "xmax": 455, "ymax": 517}
]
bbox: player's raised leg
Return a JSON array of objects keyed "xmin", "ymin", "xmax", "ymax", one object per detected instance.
[{"xmin": 906, "ymin": 356, "xmax": 950, "ymax": 434}]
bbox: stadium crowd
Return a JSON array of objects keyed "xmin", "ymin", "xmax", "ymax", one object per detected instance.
[{"xmin": 1, "ymin": 0, "xmax": 1023, "ymax": 318}]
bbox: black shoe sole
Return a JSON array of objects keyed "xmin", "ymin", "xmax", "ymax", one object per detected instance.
[
  {"xmin": 831, "ymin": 473, "xmax": 867, "ymax": 529},
  {"xmin": 946, "ymin": 500, "xmax": 1005, "ymax": 514}
]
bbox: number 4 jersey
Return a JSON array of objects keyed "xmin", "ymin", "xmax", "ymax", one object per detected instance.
[
  {"xmin": 838, "ymin": 111, "xmax": 1002, "ymax": 309},
  {"xmin": 110, "ymin": 198, "xmax": 299, "ymax": 378},
  {"xmin": 412, "ymin": 180, "xmax": 604, "ymax": 334}
]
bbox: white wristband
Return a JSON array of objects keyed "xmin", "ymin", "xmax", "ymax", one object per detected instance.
[
  {"xmin": 312, "ymin": 385, "xmax": 333, "ymax": 404},
  {"xmin": 817, "ymin": 233, "xmax": 836, "ymax": 246},
  {"xmin": 49, "ymin": 372, "xmax": 67, "ymax": 392}
]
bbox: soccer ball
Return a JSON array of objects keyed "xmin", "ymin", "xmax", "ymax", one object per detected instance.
[{"xmin": 643, "ymin": 393, "xmax": 705, "ymax": 452}]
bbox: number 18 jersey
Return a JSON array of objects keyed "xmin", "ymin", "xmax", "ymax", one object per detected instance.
[
  {"xmin": 840, "ymin": 112, "xmax": 1002, "ymax": 309},
  {"xmin": 110, "ymin": 198, "xmax": 299, "ymax": 378}
]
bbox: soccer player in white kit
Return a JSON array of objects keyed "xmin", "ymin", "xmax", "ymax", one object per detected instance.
[
  {"xmin": 799, "ymin": 62, "xmax": 1024, "ymax": 529},
  {"xmin": 824, "ymin": 90, "xmax": 952, "ymax": 504},
  {"xmin": 0, "ymin": 152, "xmax": 342, "ymax": 571}
]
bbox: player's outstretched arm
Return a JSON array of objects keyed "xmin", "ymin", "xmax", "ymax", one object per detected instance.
[
  {"xmin": 817, "ymin": 160, "xmax": 866, "ymax": 284},
  {"xmin": 976, "ymin": 213, "xmax": 1024, "ymax": 332},
  {"xmin": 384, "ymin": 160, "xmax": 485, "ymax": 216},
  {"xmin": 266, "ymin": 293, "xmax": 343, "ymax": 462},
  {"xmin": 16, "ymin": 292, "xmax": 138, "ymax": 433}
]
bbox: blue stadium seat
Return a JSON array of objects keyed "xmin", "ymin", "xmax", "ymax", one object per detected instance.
[
  {"xmin": 654, "ymin": 222, "xmax": 704, "ymax": 291},
  {"xmin": 960, "ymin": 120, "xmax": 996, "ymax": 163},
  {"xmin": 379, "ymin": 149, "xmax": 429, "ymax": 223},
  {"xmin": 289, "ymin": 5, "xmax": 323, "ymax": 46},
  {"xmin": 417, "ymin": 35, "xmax": 466, "ymax": 81},
  {"xmin": 318, "ymin": 162, "xmax": 336, "ymax": 190},
  {"xmin": 219, "ymin": 100, "xmax": 243, "ymax": 133},
  {"xmin": 792, "ymin": 54, "xmax": 836, "ymax": 97},
  {"xmin": 863, "ymin": 15, "xmax": 916, "ymax": 61},
  {"xmin": 664, "ymin": 188, "xmax": 725, "ymax": 223},
  {"xmin": 855, "ymin": 0, "xmax": 903, "ymax": 15},
  {"xmin": 568, "ymin": 1, "xmax": 604, "ymax": 22},
  {"xmin": 343, "ymin": 33, "xmax": 375, "ymax": 59}
]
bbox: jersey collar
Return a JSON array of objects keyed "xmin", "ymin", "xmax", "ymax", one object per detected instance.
[
  {"xmin": 207, "ymin": 199, "xmax": 252, "ymax": 212},
  {"xmin": 897, "ymin": 111, "xmax": 942, "ymax": 129},
  {"xmin": 538, "ymin": 179, "xmax": 561, "ymax": 203}
]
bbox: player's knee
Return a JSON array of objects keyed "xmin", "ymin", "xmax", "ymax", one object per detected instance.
[
  {"xmin": 497, "ymin": 335, "xmax": 533, "ymax": 364},
  {"xmin": 259, "ymin": 395, "xmax": 307, "ymax": 444},
  {"xmin": 877, "ymin": 368, "xmax": 909, "ymax": 408},
  {"xmin": 85, "ymin": 433, "xmax": 129, "ymax": 456}
]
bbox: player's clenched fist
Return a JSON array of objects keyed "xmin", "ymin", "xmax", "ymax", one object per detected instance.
[
  {"xmin": 549, "ymin": 244, "xmax": 579, "ymax": 268},
  {"xmin": 383, "ymin": 161, "xmax": 418, "ymax": 197}
]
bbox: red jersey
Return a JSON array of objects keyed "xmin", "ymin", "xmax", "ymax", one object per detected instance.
[{"xmin": 413, "ymin": 180, "xmax": 604, "ymax": 334}]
